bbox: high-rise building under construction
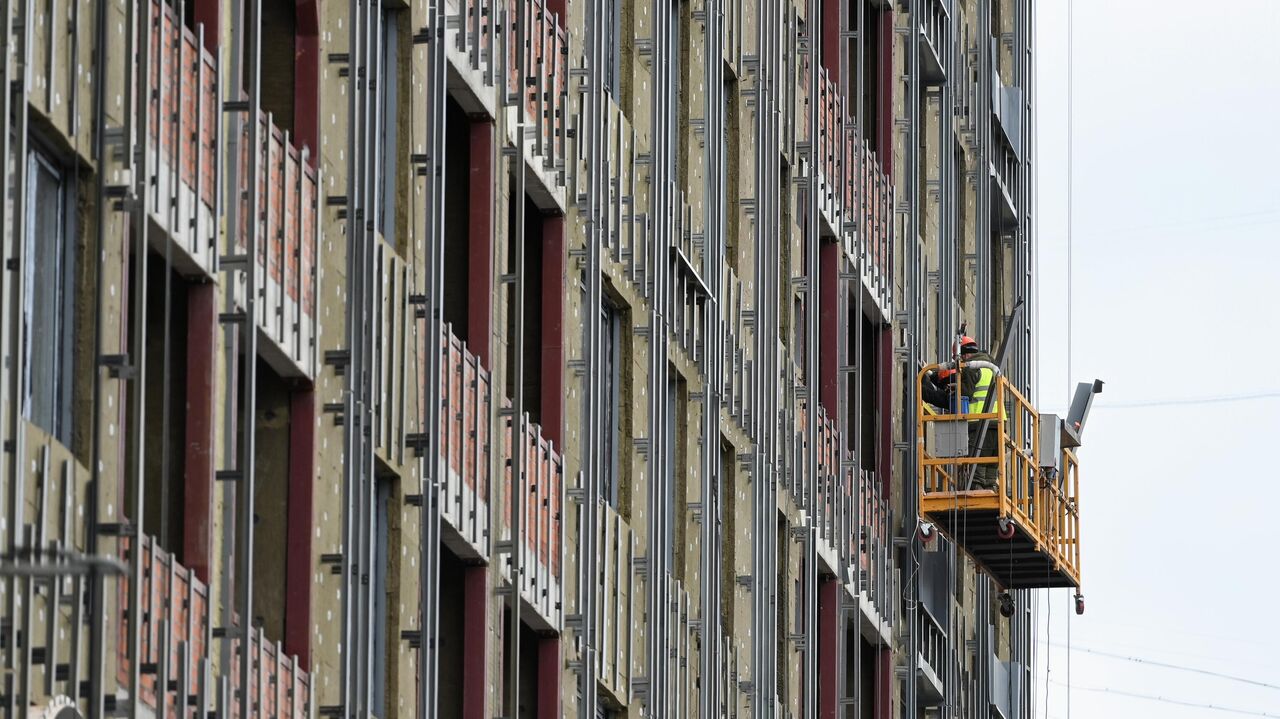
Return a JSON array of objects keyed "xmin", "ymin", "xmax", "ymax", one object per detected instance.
[{"xmin": 0, "ymin": 0, "xmax": 1094, "ymax": 716}]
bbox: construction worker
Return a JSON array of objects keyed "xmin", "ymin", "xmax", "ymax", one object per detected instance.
[{"xmin": 933, "ymin": 336, "xmax": 1004, "ymax": 490}]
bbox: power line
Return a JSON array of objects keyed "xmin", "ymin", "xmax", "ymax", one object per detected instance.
[
  {"xmin": 1065, "ymin": 0, "xmax": 1073, "ymax": 402},
  {"xmin": 1050, "ymin": 680, "xmax": 1280, "ymax": 718},
  {"xmin": 1050, "ymin": 643, "xmax": 1280, "ymax": 692},
  {"xmin": 1099, "ymin": 391, "xmax": 1280, "ymax": 410}
]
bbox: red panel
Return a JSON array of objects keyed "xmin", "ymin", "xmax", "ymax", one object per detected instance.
[
  {"xmin": 537, "ymin": 637, "xmax": 560, "ymax": 719},
  {"xmin": 183, "ymin": 283, "xmax": 216, "ymax": 583},
  {"xmin": 293, "ymin": 0, "xmax": 320, "ymax": 159},
  {"xmin": 285, "ymin": 388, "xmax": 316, "ymax": 669},
  {"xmin": 462, "ymin": 566, "xmax": 487, "ymax": 719},
  {"xmin": 822, "ymin": 0, "xmax": 840, "ymax": 83},
  {"xmin": 294, "ymin": 31, "xmax": 320, "ymax": 159},
  {"xmin": 877, "ymin": 646, "xmax": 892, "ymax": 719},
  {"xmin": 817, "ymin": 579, "xmax": 838, "ymax": 719},
  {"xmin": 468, "ymin": 121, "xmax": 494, "ymax": 365},
  {"xmin": 539, "ymin": 216, "xmax": 565, "ymax": 447},
  {"xmin": 193, "ymin": 0, "xmax": 218, "ymax": 47},
  {"xmin": 819, "ymin": 242, "xmax": 839, "ymax": 416}
]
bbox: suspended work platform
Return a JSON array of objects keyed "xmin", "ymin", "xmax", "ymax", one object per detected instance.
[{"xmin": 916, "ymin": 365, "xmax": 1085, "ymax": 591}]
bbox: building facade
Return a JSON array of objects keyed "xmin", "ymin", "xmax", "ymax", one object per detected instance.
[{"xmin": 0, "ymin": 0, "xmax": 1077, "ymax": 717}]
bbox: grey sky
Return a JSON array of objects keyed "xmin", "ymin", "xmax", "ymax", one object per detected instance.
[{"xmin": 1032, "ymin": 1, "xmax": 1280, "ymax": 716}]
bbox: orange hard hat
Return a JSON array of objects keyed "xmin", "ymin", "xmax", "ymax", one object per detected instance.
[
  {"xmin": 937, "ymin": 368, "xmax": 957, "ymax": 381},
  {"xmin": 952, "ymin": 335, "xmax": 978, "ymax": 355}
]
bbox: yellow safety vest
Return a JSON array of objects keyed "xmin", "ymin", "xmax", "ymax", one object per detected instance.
[{"xmin": 970, "ymin": 367, "xmax": 1005, "ymax": 418}]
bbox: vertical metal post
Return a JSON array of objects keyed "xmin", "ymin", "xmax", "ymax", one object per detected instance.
[
  {"xmin": 124, "ymin": 0, "xmax": 151, "ymax": 713},
  {"xmin": 698, "ymin": 0, "xmax": 725, "ymax": 713},
  {"xmin": 226, "ymin": 0, "xmax": 264, "ymax": 714},
  {"xmin": 507, "ymin": 0, "xmax": 528, "ymax": 713},
  {"xmin": 415, "ymin": 0, "xmax": 448, "ymax": 714},
  {"xmin": 802, "ymin": 0, "xmax": 821, "ymax": 714},
  {"xmin": 904, "ymin": 0, "xmax": 923, "ymax": 717}
]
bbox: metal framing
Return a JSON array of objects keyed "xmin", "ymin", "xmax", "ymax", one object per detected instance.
[{"xmin": 0, "ymin": 0, "xmax": 1061, "ymax": 717}]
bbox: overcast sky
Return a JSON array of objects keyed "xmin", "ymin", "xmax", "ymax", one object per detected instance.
[{"xmin": 1032, "ymin": 1, "xmax": 1280, "ymax": 717}]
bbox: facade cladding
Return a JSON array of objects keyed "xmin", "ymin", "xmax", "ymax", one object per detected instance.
[{"xmin": 0, "ymin": 0, "xmax": 1067, "ymax": 717}]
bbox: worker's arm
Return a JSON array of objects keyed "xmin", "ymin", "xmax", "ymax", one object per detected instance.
[{"xmin": 920, "ymin": 379, "xmax": 952, "ymax": 410}]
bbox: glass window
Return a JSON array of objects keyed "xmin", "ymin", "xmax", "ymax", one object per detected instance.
[
  {"xmin": 23, "ymin": 143, "xmax": 75, "ymax": 444},
  {"xmin": 377, "ymin": 8, "xmax": 402, "ymax": 246},
  {"xmin": 600, "ymin": 301, "xmax": 622, "ymax": 506},
  {"xmin": 603, "ymin": 0, "xmax": 622, "ymax": 96}
]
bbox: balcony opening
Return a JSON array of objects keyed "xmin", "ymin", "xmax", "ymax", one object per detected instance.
[
  {"xmin": 22, "ymin": 138, "xmax": 78, "ymax": 451},
  {"xmin": 215, "ymin": 355, "xmax": 317, "ymax": 645},
  {"xmin": 249, "ymin": 357, "xmax": 293, "ymax": 640},
  {"xmin": 443, "ymin": 96, "xmax": 472, "ymax": 341},
  {"xmin": 849, "ymin": 313, "xmax": 880, "ymax": 472},
  {"xmin": 501, "ymin": 609, "xmax": 540, "ymax": 719},
  {"xmin": 505, "ymin": 194, "xmax": 545, "ymax": 426},
  {"xmin": 437, "ymin": 545, "xmax": 467, "ymax": 715},
  {"xmin": 252, "ymin": 0, "xmax": 296, "ymax": 134},
  {"xmin": 719, "ymin": 440, "xmax": 735, "ymax": 637},
  {"xmin": 854, "ymin": 1, "xmax": 882, "ymax": 152},
  {"xmin": 843, "ymin": 634, "xmax": 879, "ymax": 719},
  {"xmin": 724, "ymin": 72, "xmax": 741, "ymax": 273},
  {"xmin": 595, "ymin": 693, "xmax": 622, "ymax": 719},
  {"xmin": 131, "ymin": 252, "xmax": 191, "ymax": 557},
  {"xmin": 600, "ymin": 297, "xmax": 627, "ymax": 508}
]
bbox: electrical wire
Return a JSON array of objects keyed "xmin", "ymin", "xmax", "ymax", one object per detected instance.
[
  {"xmin": 1098, "ymin": 391, "xmax": 1280, "ymax": 409},
  {"xmin": 1048, "ymin": 680, "xmax": 1280, "ymax": 718},
  {"xmin": 1065, "ymin": 0, "xmax": 1073, "ymax": 401},
  {"xmin": 1049, "ymin": 643, "xmax": 1280, "ymax": 691}
]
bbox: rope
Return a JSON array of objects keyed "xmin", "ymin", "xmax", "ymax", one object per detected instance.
[{"xmin": 1066, "ymin": 590, "xmax": 1072, "ymax": 718}]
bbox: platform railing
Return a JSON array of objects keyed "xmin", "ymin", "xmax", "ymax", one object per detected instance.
[
  {"xmin": 116, "ymin": 535, "xmax": 210, "ymax": 714},
  {"xmin": 919, "ymin": 0, "xmax": 951, "ymax": 68},
  {"xmin": 234, "ymin": 111, "xmax": 320, "ymax": 379},
  {"xmin": 856, "ymin": 467, "xmax": 893, "ymax": 625},
  {"xmin": 435, "ymin": 325, "xmax": 494, "ymax": 556},
  {"xmin": 451, "ymin": 0, "xmax": 499, "ymax": 79},
  {"xmin": 857, "ymin": 139, "xmax": 894, "ymax": 313},
  {"xmin": 506, "ymin": 0, "xmax": 569, "ymax": 175},
  {"xmin": 500, "ymin": 411, "xmax": 564, "ymax": 627},
  {"xmin": 1043, "ymin": 448, "xmax": 1081, "ymax": 582},
  {"xmin": 146, "ymin": 0, "xmax": 219, "ymax": 272},
  {"xmin": 916, "ymin": 365, "xmax": 1082, "ymax": 585},
  {"xmin": 117, "ymin": 535, "xmax": 312, "ymax": 719}
]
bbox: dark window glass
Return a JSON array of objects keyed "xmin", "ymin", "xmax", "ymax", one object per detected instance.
[
  {"xmin": 23, "ymin": 144, "xmax": 75, "ymax": 444},
  {"xmin": 600, "ymin": 302, "xmax": 621, "ymax": 506},
  {"xmin": 377, "ymin": 9, "xmax": 402, "ymax": 246}
]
